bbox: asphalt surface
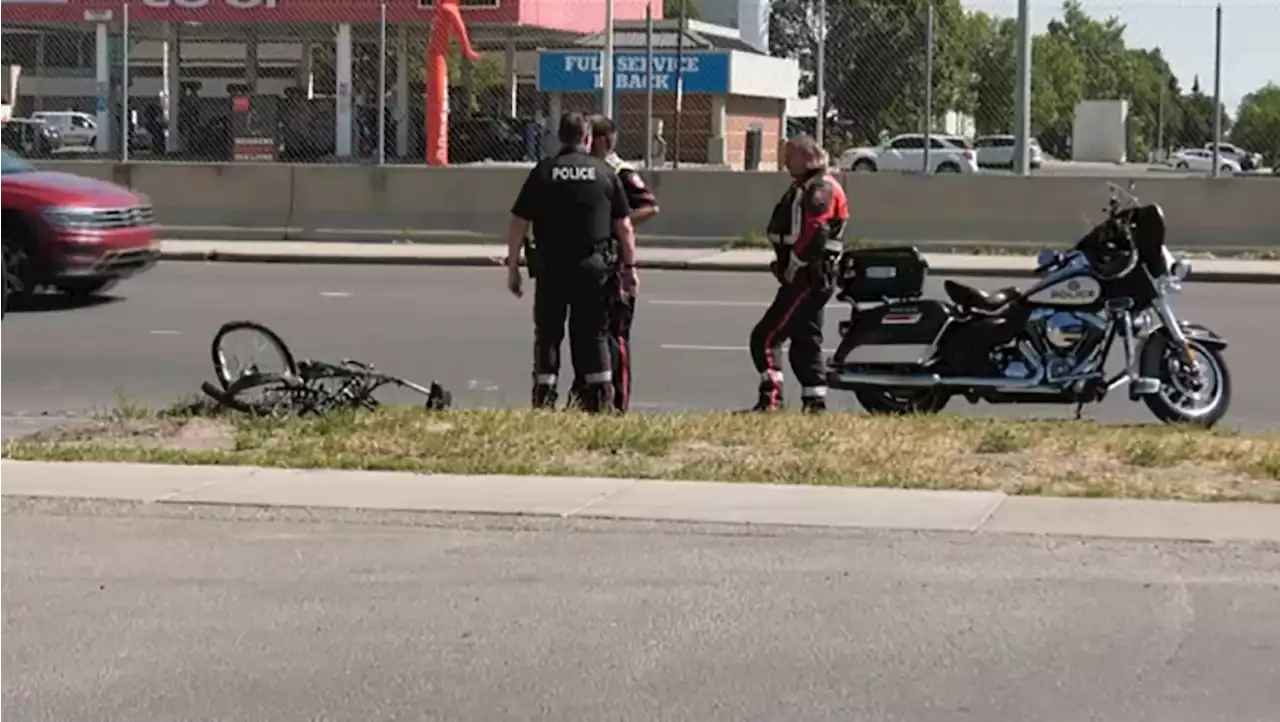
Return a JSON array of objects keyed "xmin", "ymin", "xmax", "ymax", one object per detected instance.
[
  {"xmin": 3, "ymin": 262, "xmax": 1280, "ymax": 433},
  {"xmin": 4, "ymin": 497, "xmax": 1279, "ymax": 722}
]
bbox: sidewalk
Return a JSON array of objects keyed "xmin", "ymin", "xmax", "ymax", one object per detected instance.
[
  {"xmin": 159, "ymin": 240, "xmax": 1280, "ymax": 284},
  {"xmin": 4, "ymin": 460, "xmax": 1279, "ymax": 542}
]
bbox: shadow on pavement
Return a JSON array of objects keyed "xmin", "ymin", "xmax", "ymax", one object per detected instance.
[{"xmin": 5, "ymin": 293, "xmax": 121, "ymax": 315}]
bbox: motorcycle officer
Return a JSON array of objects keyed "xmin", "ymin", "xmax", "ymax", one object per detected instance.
[
  {"xmin": 505, "ymin": 112, "xmax": 639, "ymax": 413},
  {"xmin": 565, "ymin": 114, "xmax": 660, "ymax": 414},
  {"xmin": 747, "ymin": 135, "xmax": 849, "ymax": 413}
]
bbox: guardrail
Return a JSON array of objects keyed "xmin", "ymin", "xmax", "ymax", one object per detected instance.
[{"xmin": 34, "ymin": 160, "xmax": 1280, "ymax": 250}]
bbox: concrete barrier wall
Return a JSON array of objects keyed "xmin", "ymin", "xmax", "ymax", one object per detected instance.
[{"xmin": 34, "ymin": 160, "xmax": 1280, "ymax": 249}]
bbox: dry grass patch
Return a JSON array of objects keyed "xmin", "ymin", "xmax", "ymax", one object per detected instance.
[{"xmin": 5, "ymin": 407, "xmax": 1280, "ymax": 502}]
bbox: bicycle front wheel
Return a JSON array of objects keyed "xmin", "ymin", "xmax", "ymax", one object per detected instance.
[{"xmin": 211, "ymin": 320, "xmax": 298, "ymax": 390}]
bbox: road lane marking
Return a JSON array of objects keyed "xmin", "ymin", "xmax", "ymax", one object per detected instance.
[
  {"xmin": 319, "ymin": 291, "xmax": 352, "ymax": 298},
  {"xmin": 648, "ymin": 299, "xmax": 844, "ymax": 309},
  {"xmin": 149, "ymin": 329, "xmax": 182, "ymax": 335},
  {"xmin": 662, "ymin": 343, "xmax": 837, "ymax": 353},
  {"xmin": 648, "ymin": 299, "xmax": 769, "ymax": 308},
  {"xmin": 661, "ymin": 343, "xmax": 746, "ymax": 351}
]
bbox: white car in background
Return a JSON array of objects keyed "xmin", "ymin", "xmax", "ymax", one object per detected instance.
[
  {"xmin": 1204, "ymin": 142, "xmax": 1263, "ymax": 171},
  {"xmin": 973, "ymin": 134, "xmax": 1044, "ymax": 170},
  {"xmin": 31, "ymin": 111, "xmax": 98, "ymax": 149},
  {"xmin": 839, "ymin": 133, "xmax": 980, "ymax": 174},
  {"xmin": 1169, "ymin": 148, "xmax": 1242, "ymax": 174}
]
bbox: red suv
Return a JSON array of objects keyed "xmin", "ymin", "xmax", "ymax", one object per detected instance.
[{"xmin": 2, "ymin": 149, "xmax": 160, "ymax": 314}]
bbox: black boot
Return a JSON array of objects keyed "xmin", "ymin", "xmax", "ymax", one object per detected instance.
[
  {"xmin": 579, "ymin": 383, "xmax": 615, "ymax": 414},
  {"xmin": 801, "ymin": 397, "xmax": 827, "ymax": 414},
  {"xmin": 741, "ymin": 388, "xmax": 783, "ymax": 413},
  {"xmin": 532, "ymin": 384, "xmax": 558, "ymax": 410}
]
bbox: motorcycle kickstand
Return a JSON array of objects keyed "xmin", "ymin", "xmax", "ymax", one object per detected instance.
[{"xmin": 1073, "ymin": 401, "xmax": 1085, "ymax": 420}]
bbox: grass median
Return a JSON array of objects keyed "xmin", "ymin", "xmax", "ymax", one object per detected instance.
[{"xmin": 4, "ymin": 405, "xmax": 1280, "ymax": 502}]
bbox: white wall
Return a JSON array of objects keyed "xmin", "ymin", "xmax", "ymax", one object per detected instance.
[
  {"xmin": 728, "ymin": 51, "xmax": 798, "ymax": 101},
  {"xmin": 1072, "ymin": 99, "xmax": 1129, "ymax": 163},
  {"xmin": 737, "ymin": 0, "xmax": 769, "ymax": 52}
]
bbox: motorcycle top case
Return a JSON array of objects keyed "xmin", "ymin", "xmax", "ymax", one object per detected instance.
[{"xmin": 836, "ymin": 246, "xmax": 929, "ymax": 303}]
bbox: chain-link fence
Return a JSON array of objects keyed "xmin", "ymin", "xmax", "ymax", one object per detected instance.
[
  {"xmin": 1, "ymin": 0, "xmax": 676, "ymax": 165},
  {"xmin": 2, "ymin": 0, "xmax": 1276, "ymax": 171},
  {"xmin": 778, "ymin": 0, "xmax": 1279, "ymax": 173}
]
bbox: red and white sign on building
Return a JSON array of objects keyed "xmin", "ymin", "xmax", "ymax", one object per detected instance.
[
  {"xmin": 2, "ymin": 0, "xmax": 653, "ymax": 31},
  {"xmin": 2, "ymin": 0, "xmax": 513, "ymax": 24}
]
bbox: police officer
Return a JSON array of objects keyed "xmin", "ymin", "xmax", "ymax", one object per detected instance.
[
  {"xmin": 505, "ymin": 112, "xmax": 639, "ymax": 413},
  {"xmin": 565, "ymin": 114, "xmax": 660, "ymax": 414},
  {"xmin": 748, "ymin": 135, "xmax": 849, "ymax": 413}
]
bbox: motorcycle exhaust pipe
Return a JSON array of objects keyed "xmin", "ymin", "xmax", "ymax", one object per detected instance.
[{"xmin": 827, "ymin": 370, "xmax": 1050, "ymax": 391}]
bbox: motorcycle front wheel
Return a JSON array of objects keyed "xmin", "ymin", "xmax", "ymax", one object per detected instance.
[
  {"xmin": 1140, "ymin": 335, "xmax": 1232, "ymax": 428},
  {"xmin": 853, "ymin": 386, "xmax": 950, "ymax": 415}
]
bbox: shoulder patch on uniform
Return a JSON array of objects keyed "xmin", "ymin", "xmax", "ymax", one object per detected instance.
[{"xmin": 805, "ymin": 179, "xmax": 834, "ymax": 214}]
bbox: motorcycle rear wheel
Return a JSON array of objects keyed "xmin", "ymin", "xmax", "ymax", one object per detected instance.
[{"xmin": 853, "ymin": 386, "xmax": 950, "ymax": 415}]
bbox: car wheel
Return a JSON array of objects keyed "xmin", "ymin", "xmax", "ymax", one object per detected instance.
[
  {"xmin": 1176, "ymin": 161, "xmax": 1189, "ymax": 170},
  {"xmin": 935, "ymin": 163, "xmax": 961, "ymax": 173},
  {"xmin": 2, "ymin": 234, "xmax": 32, "ymax": 317},
  {"xmin": 1220, "ymin": 165, "xmax": 1234, "ymax": 174},
  {"xmin": 851, "ymin": 159, "xmax": 877, "ymax": 173}
]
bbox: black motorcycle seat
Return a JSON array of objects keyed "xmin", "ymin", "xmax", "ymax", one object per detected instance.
[{"xmin": 944, "ymin": 280, "xmax": 1020, "ymax": 310}]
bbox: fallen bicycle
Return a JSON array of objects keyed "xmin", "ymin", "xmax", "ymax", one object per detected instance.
[{"xmin": 200, "ymin": 320, "xmax": 452, "ymax": 416}]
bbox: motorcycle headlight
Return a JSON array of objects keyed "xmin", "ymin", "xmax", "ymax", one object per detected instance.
[
  {"xmin": 1171, "ymin": 257, "xmax": 1192, "ymax": 282},
  {"xmin": 43, "ymin": 206, "xmax": 102, "ymax": 231}
]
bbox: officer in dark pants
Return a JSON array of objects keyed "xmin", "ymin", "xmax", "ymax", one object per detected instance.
[
  {"xmin": 565, "ymin": 114, "xmax": 660, "ymax": 414},
  {"xmin": 748, "ymin": 135, "xmax": 850, "ymax": 413},
  {"xmin": 505, "ymin": 112, "xmax": 639, "ymax": 413}
]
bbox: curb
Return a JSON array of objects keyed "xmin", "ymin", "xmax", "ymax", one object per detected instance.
[
  {"xmin": 4, "ymin": 460, "xmax": 1280, "ymax": 543},
  {"xmin": 158, "ymin": 248, "xmax": 1280, "ymax": 284}
]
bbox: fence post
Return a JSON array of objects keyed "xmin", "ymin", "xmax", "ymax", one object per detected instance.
[
  {"xmin": 1013, "ymin": 0, "xmax": 1033, "ymax": 175},
  {"xmin": 816, "ymin": 0, "xmax": 827, "ymax": 151},
  {"xmin": 378, "ymin": 1, "xmax": 388, "ymax": 165},
  {"xmin": 1211, "ymin": 3, "xmax": 1223, "ymax": 178},
  {"xmin": 121, "ymin": 0, "xmax": 130, "ymax": 163},
  {"xmin": 923, "ymin": 2, "xmax": 934, "ymax": 174}
]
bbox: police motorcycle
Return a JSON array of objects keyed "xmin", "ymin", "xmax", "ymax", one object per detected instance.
[{"xmin": 824, "ymin": 182, "xmax": 1232, "ymax": 427}]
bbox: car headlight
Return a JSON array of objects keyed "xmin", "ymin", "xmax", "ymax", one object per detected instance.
[{"xmin": 43, "ymin": 206, "xmax": 104, "ymax": 231}]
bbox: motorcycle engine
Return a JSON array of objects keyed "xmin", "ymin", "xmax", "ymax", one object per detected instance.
[{"xmin": 1030, "ymin": 310, "xmax": 1108, "ymax": 379}]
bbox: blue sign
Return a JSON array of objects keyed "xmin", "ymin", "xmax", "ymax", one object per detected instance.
[{"xmin": 538, "ymin": 51, "xmax": 730, "ymax": 94}]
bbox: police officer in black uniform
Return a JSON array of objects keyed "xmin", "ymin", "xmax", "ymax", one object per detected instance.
[
  {"xmin": 505, "ymin": 112, "xmax": 639, "ymax": 413},
  {"xmin": 565, "ymin": 114, "xmax": 660, "ymax": 414}
]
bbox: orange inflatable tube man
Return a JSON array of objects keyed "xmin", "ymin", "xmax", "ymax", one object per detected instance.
[{"xmin": 426, "ymin": 0, "xmax": 480, "ymax": 166}]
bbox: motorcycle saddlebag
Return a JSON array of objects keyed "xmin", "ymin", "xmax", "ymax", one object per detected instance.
[
  {"xmin": 836, "ymin": 246, "xmax": 929, "ymax": 303},
  {"xmin": 833, "ymin": 300, "xmax": 951, "ymax": 364}
]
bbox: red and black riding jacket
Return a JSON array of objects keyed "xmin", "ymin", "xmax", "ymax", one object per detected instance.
[{"xmin": 765, "ymin": 169, "xmax": 849, "ymax": 272}]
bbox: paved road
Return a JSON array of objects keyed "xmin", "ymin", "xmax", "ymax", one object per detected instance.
[
  {"xmin": 3, "ymin": 263, "xmax": 1279, "ymax": 433},
  {"xmin": 4, "ymin": 498, "xmax": 1279, "ymax": 722}
]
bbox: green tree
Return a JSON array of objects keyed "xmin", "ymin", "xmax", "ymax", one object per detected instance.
[
  {"xmin": 1029, "ymin": 32, "xmax": 1086, "ymax": 158},
  {"xmin": 1174, "ymin": 75, "xmax": 1233, "ymax": 150},
  {"xmin": 769, "ymin": 0, "xmax": 972, "ymax": 148},
  {"xmin": 665, "ymin": 0, "xmax": 702, "ymax": 21},
  {"xmin": 1230, "ymin": 83, "xmax": 1280, "ymax": 166},
  {"xmin": 966, "ymin": 12, "xmax": 1016, "ymax": 135}
]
